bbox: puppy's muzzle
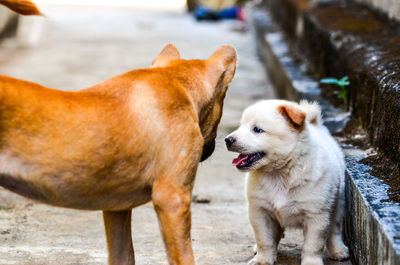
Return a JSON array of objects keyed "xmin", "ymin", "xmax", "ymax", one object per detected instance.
[{"xmin": 225, "ymin": 136, "xmax": 235, "ymax": 150}]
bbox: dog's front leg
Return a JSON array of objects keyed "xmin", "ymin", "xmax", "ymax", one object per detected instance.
[
  {"xmin": 152, "ymin": 179, "xmax": 194, "ymax": 265},
  {"xmin": 301, "ymin": 214, "xmax": 329, "ymax": 265},
  {"xmin": 248, "ymin": 204, "xmax": 283, "ymax": 265},
  {"xmin": 103, "ymin": 210, "xmax": 135, "ymax": 265}
]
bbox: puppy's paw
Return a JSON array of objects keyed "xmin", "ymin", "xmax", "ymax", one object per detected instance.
[
  {"xmin": 247, "ymin": 257, "xmax": 273, "ymax": 265},
  {"xmin": 301, "ymin": 256, "xmax": 323, "ymax": 265},
  {"xmin": 329, "ymin": 245, "xmax": 350, "ymax": 261},
  {"xmin": 252, "ymin": 244, "xmax": 258, "ymax": 255},
  {"xmin": 247, "ymin": 253, "xmax": 275, "ymax": 265}
]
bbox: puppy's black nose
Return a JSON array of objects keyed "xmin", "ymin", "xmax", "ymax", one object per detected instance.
[{"xmin": 225, "ymin": 137, "xmax": 235, "ymax": 148}]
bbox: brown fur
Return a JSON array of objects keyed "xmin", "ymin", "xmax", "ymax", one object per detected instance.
[
  {"xmin": 0, "ymin": 0, "xmax": 42, "ymax": 15},
  {"xmin": 277, "ymin": 104, "xmax": 306, "ymax": 130},
  {"xmin": 0, "ymin": 44, "xmax": 237, "ymax": 264}
]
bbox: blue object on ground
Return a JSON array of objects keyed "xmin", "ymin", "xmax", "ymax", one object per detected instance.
[
  {"xmin": 194, "ymin": 6, "xmax": 241, "ymax": 21},
  {"xmin": 194, "ymin": 6, "xmax": 218, "ymax": 20}
]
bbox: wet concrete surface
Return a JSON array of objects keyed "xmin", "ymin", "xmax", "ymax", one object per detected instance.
[{"xmin": 0, "ymin": 4, "xmax": 350, "ymax": 265}]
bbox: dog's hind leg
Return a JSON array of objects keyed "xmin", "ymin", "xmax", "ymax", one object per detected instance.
[
  {"xmin": 152, "ymin": 178, "xmax": 195, "ymax": 265},
  {"xmin": 326, "ymin": 186, "xmax": 349, "ymax": 261},
  {"xmin": 103, "ymin": 210, "xmax": 135, "ymax": 265},
  {"xmin": 301, "ymin": 214, "xmax": 330, "ymax": 265}
]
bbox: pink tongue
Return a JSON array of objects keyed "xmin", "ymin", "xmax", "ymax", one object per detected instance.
[{"xmin": 232, "ymin": 154, "xmax": 249, "ymax": 166}]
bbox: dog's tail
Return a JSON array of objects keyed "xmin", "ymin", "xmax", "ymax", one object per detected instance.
[
  {"xmin": 300, "ymin": 100, "xmax": 322, "ymax": 126},
  {"xmin": 0, "ymin": 0, "xmax": 42, "ymax": 16}
]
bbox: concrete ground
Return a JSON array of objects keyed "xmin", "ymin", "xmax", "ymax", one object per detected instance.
[{"xmin": 0, "ymin": 4, "xmax": 351, "ymax": 265}]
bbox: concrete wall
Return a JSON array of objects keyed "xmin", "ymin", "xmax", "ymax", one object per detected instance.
[{"xmin": 352, "ymin": 0, "xmax": 400, "ymax": 22}]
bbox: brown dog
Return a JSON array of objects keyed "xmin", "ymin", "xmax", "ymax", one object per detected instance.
[{"xmin": 0, "ymin": 34, "xmax": 237, "ymax": 265}]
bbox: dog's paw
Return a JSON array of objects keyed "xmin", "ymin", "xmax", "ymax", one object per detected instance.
[
  {"xmin": 252, "ymin": 244, "xmax": 258, "ymax": 255},
  {"xmin": 247, "ymin": 254, "xmax": 274, "ymax": 265},
  {"xmin": 301, "ymin": 256, "xmax": 323, "ymax": 265},
  {"xmin": 329, "ymin": 245, "xmax": 350, "ymax": 261}
]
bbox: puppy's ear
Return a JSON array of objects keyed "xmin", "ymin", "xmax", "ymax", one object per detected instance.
[
  {"xmin": 0, "ymin": 0, "xmax": 43, "ymax": 15},
  {"xmin": 206, "ymin": 45, "xmax": 237, "ymax": 92},
  {"xmin": 277, "ymin": 105, "xmax": 306, "ymax": 130},
  {"xmin": 151, "ymin": 44, "xmax": 181, "ymax": 68}
]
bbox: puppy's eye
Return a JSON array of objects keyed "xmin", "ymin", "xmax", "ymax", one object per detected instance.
[{"xmin": 253, "ymin": 126, "xmax": 264, "ymax": 133}]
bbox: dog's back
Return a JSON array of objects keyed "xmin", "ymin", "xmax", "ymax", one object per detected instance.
[
  {"xmin": 0, "ymin": 70, "xmax": 201, "ymax": 210},
  {"xmin": 301, "ymin": 100, "xmax": 345, "ymax": 178}
]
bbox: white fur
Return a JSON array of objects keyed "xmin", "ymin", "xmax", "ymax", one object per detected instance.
[{"xmin": 227, "ymin": 99, "xmax": 349, "ymax": 265}]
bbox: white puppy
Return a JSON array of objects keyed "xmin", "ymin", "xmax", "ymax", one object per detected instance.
[{"xmin": 225, "ymin": 99, "xmax": 349, "ymax": 265}]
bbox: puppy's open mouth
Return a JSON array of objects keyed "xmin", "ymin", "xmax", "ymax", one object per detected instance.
[{"xmin": 232, "ymin": 152, "xmax": 265, "ymax": 169}]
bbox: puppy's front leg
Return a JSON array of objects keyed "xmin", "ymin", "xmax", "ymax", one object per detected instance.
[
  {"xmin": 152, "ymin": 179, "xmax": 194, "ymax": 265},
  {"xmin": 301, "ymin": 214, "xmax": 329, "ymax": 265},
  {"xmin": 103, "ymin": 210, "xmax": 135, "ymax": 265},
  {"xmin": 248, "ymin": 203, "xmax": 283, "ymax": 265}
]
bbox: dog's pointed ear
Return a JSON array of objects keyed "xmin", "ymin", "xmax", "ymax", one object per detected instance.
[
  {"xmin": 151, "ymin": 44, "xmax": 181, "ymax": 68},
  {"xmin": 277, "ymin": 105, "xmax": 306, "ymax": 130},
  {"xmin": 206, "ymin": 45, "xmax": 237, "ymax": 92},
  {"xmin": 0, "ymin": 0, "xmax": 43, "ymax": 15}
]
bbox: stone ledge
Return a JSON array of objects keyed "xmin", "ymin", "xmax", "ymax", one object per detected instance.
[
  {"xmin": 299, "ymin": 1, "xmax": 400, "ymax": 165},
  {"xmin": 250, "ymin": 4, "xmax": 400, "ymax": 265},
  {"xmin": 263, "ymin": 0, "xmax": 400, "ymax": 172},
  {"xmin": 344, "ymin": 154, "xmax": 400, "ymax": 265}
]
